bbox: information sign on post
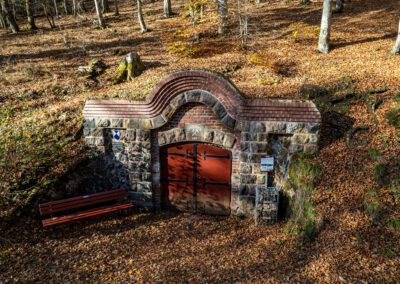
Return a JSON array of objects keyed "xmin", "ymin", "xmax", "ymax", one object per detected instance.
[{"xmin": 261, "ymin": 156, "xmax": 274, "ymax": 172}]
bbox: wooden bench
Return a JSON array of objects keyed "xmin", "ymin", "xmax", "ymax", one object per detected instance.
[{"xmin": 39, "ymin": 189, "xmax": 133, "ymax": 228}]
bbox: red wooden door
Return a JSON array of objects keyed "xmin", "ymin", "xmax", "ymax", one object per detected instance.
[{"xmin": 161, "ymin": 143, "xmax": 231, "ymax": 215}]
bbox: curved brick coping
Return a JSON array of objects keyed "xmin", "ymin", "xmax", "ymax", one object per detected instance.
[
  {"xmin": 83, "ymin": 70, "xmax": 321, "ymax": 129},
  {"xmin": 158, "ymin": 125, "xmax": 236, "ymax": 149}
]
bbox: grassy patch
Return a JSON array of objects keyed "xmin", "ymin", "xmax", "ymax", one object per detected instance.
[
  {"xmin": 363, "ymin": 189, "xmax": 383, "ymax": 224},
  {"xmin": 284, "ymin": 154, "xmax": 322, "ymax": 242}
]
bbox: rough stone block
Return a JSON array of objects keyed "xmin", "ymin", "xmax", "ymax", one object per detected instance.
[
  {"xmin": 175, "ymin": 128, "xmax": 186, "ymax": 142},
  {"xmin": 94, "ymin": 137, "xmax": 104, "ymax": 146},
  {"xmin": 257, "ymin": 133, "xmax": 268, "ymax": 142},
  {"xmin": 199, "ymin": 92, "xmax": 217, "ymax": 107},
  {"xmin": 240, "ymin": 174, "xmax": 257, "ymax": 184},
  {"xmin": 97, "ymin": 118, "xmax": 110, "ymax": 128},
  {"xmin": 235, "ymin": 195, "xmax": 255, "ymax": 217},
  {"xmin": 223, "ymin": 134, "xmax": 236, "ymax": 148},
  {"xmin": 151, "ymin": 115, "xmax": 166, "ymax": 128},
  {"xmin": 203, "ymin": 129, "xmax": 214, "ymax": 142},
  {"xmin": 83, "ymin": 127, "xmax": 92, "ymax": 137},
  {"xmin": 307, "ymin": 134, "xmax": 319, "ymax": 144},
  {"xmin": 112, "ymin": 142, "xmax": 125, "ymax": 153},
  {"xmin": 304, "ymin": 143, "xmax": 318, "ymax": 154},
  {"xmin": 170, "ymin": 94, "xmax": 186, "ymax": 109},
  {"xmin": 85, "ymin": 137, "xmax": 95, "ymax": 146},
  {"xmin": 212, "ymin": 102, "xmax": 227, "ymax": 119},
  {"xmin": 287, "ymin": 122, "xmax": 305, "ymax": 134},
  {"xmin": 111, "ymin": 119, "xmax": 123, "ymax": 128},
  {"xmin": 164, "ymin": 130, "xmax": 176, "ymax": 144},
  {"xmin": 83, "ymin": 118, "xmax": 96, "ymax": 128},
  {"xmin": 221, "ymin": 115, "xmax": 236, "ymax": 129},
  {"xmin": 158, "ymin": 133, "xmax": 166, "ymax": 145},
  {"xmin": 126, "ymin": 119, "xmax": 140, "ymax": 129},
  {"xmin": 292, "ymin": 134, "xmax": 308, "ymax": 144},
  {"xmin": 289, "ymin": 144, "xmax": 303, "ymax": 153},
  {"xmin": 306, "ymin": 123, "xmax": 320, "ymax": 133},
  {"xmin": 162, "ymin": 104, "xmax": 175, "ymax": 120},
  {"xmin": 256, "ymin": 175, "xmax": 265, "ymax": 185},
  {"xmin": 126, "ymin": 129, "xmax": 136, "ymax": 141},
  {"xmin": 185, "ymin": 124, "xmax": 205, "ymax": 141},
  {"xmin": 250, "ymin": 122, "xmax": 266, "ymax": 132},
  {"xmin": 213, "ymin": 131, "xmax": 225, "ymax": 145},
  {"xmin": 240, "ymin": 163, "xmax": 252, "ymax": 174},
  {"xmin": 267, "ymin": 122, "xmax": 287, "ymax": 133},
  {"xmin": 185, "ymin": 90, "xmax": 202, "ymax": 102},
  {"xmin": 235, "ymin": 120, "xmax": 250, "ymax": 132},
  {"xmin": 137, "ymin": 129, "xmax": 150, "ymax": 142},
  {"xmin": 139, "ymin": 119, "xmax": 152, "ymax": 130}
]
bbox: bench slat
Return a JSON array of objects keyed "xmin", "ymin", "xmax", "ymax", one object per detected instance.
[
  {"xmin": 39, "ymin": 189, "xmax": 126, "ymax": 207},
  {"xmin": 39, "ymin": 189, "xmax": 128, "ymax": 216},
  {"xmin": 42, "ymin": 201, "xmax": 134, "ymax": 227}
]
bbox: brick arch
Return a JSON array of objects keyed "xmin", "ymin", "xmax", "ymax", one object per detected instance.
[
  {"xmin": 146, "ymin": 69, "xmax": 244, "ymax": 118},
  {"xmin": 156, "ymin": 89, "xmax": 237, "ymax": 130}
]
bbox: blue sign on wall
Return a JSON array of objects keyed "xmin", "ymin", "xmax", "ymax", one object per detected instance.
[{"xmin": 113, "ymin": 130, "xmax": 121, "ymax": 141}]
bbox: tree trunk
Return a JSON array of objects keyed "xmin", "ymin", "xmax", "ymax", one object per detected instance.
[
  {"xmin": 42, "ymin": 3, "xmax": 56, "ymax": 28},
  {"xmin": 163, "ymin": 0, "xmax": 171, "ymax": 18},
  {"xmin": 0, "ymin": 10, "xmax": 6, "ymax": 28},
  {"xmin": 94, "ymin": 0, "xmax": 105, "ymax": 27},
  {"xmin": 101, "ymin": 0, "xmax": 110, "ymax": 13},
  {"xmin": 114, "ymin": 0, "xmax": 119, "ymax": 15},
  {"xmin": 334, "ymin": 0, "xmax": 343, "ymax": 13},
  {"xmin": 26, "ymin": 0, "xmax": 36, "ymax": 30},
  {"xmin": 317, "ymin": 0, "xmax": 332, "ymax": 54},
  {"xmin": 392, "ymin": 19, "xmax": 400, "ymax": 55},
  {"xmin": 1, "ymin": 0, "xmax": 19, "ymax": 33},
  {"xmin": 217, "ymin": 0, "xmax": 228, "ymax": 35},
  {"xmin": 136, "ymin": 0, "xmax": 147, "ymax": 33},
  {"xmin": 63, "ymin": 0, "xmax": 69, "ymax": 14},
  {"xmin": 53, "ymin": 0, "xmax": 59, "ymax": 17},
  {"xmin": 72, "ymin": 0, "xmax": 77, "ymax": 15}
]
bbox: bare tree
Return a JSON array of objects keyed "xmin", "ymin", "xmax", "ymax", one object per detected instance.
[
  {"xmin": 317, "ymin": 0, "xmax": 332, "ymax": 53},
  {"xmin": 53, "ymin": 0, "xmax": 59, "ymax": 17},
  {"xmin": 94, "ymin": 0, "xmax": 106, "ymax": 27},
  {"xmin": 217, "ymin": 0, "xmax": 228, "ymax": 35},
  {"xmin": 392, "ymin": 19, "xmax": 400, "ymax": 55},
  {"xmin": 63, "ymin": 0, "xmax": 69, "ymax": 14},
  {"xmin": 136, "ymin": 0, "xmax": 147, "ymax": 33},
  {"xmin": 0, "ymin": 10, "xmax": 6, "ymax": 28},
  {"xmin": 237, "ymin": 0, "xmax": 248, "ymax": 48},
  {"xmin": 101, "ymin": 0, "xmax": 110, "ymax": 13},
  {"xmin": 1, "ymin": 0, "xmax": 19, "ymax": 33},
  {"xmin": 163, "ymin": 0, "xmax": 171, "ymax": 18},
  {"xmin": 114, "ymin": 0, "xmax": 119, "ymax": 15},
  {"xmin": 42, "ymin": 1, "xmax": 56, "ymax": 28},
  {"xmin": 25, "ymin": 0, "xmax": 36, "ymax": 30}
]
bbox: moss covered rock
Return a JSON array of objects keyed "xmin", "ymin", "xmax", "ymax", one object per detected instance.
[{"xmin": 114, "ymin": 52, "xmax": 145, "ymax": 83}]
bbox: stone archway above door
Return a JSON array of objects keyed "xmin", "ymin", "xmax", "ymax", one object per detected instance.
[{"xmin": 82, "ymin": 69, "xmax": 322, "ymax": 217}]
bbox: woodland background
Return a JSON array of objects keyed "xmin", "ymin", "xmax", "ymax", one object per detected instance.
[{"xmin": 0, "ymin": 0, "xmax": 399, "ymax": 282}]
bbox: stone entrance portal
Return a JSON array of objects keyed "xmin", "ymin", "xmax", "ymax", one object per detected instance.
[{"xmin": 82, "ymin": 69, "xmax": 321, "ymax": 217}]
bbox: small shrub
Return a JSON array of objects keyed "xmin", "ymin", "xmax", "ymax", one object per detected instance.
[
  {"xmin": 390, "ymin": 179, "xmax": 400, "ymax": 202},
  {"xmin": 387, "ymin": 219, "xmax": 400, "ymax": 231},
  {"xmin": 363, "ymin": 189, "xmax": 383, "ymax": 224},
  {"xmin": 373, "ymin": 163, "xmax": 390, "ymax": 187},
  {"xmin": 385, "ymin": 108, "xmax": 400, "ymax": 129}
]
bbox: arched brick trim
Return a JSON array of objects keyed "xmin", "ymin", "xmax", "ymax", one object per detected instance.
[
  {"xmin": 83, "ymin": 70, "xmax": 321, "ymax": 128},
  {"xmin": 157, "ymin": 126, "xmax": 236, "ymax": 149}
]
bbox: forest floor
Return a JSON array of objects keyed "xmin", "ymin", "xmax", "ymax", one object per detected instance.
[{"xmin": 1, "ymin": 0, "xmax": 400, "ymax": 282}]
